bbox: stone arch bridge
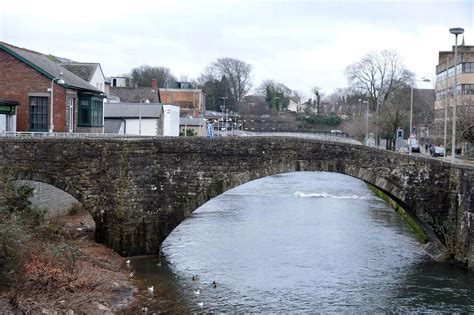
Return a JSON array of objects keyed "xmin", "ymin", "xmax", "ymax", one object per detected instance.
[{"xmin": 0, "ymin": 137, "xmax": 473, "ymax": 268}]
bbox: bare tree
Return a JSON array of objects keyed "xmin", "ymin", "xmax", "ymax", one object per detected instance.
[
  {"xmin": 379, "ymin": 87, "xmax": 411, "ymax": 149},
  {"xmin": 343, "ymin": 117, "xmax": 369, "ymax": 142},
  {"xmin": 130, "ymin": 65, "xmax": 177, "ymax": 88},
  {"xmin": 204, "ymin": 58, "xmax": 253, "ymax": 103},
  {"xmin": 458, "ymin": 94, "xmax": 474, "ymax": 145},
  {"xmin": 345, "ymin": 50, "xmax": 414, "ymax": 112}
]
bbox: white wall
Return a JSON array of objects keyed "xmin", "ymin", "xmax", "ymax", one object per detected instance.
[
  {"xmin": 162, "ymin": 105, "xmax": 180, "ymax": 136},
  {"xmin": 124, "ymin": 118, "xmax": 158, "ymax": 136},
  {"xmin": 0, "ymin": 114, "xmax": 16, "ymax": 132},
  {"xmin": 111, "ymin": 77, "xmax": 128, "ymax": 87},
  {"xmin": 90, "ymin": 66, "xmax": 106, "ymax": 92}
]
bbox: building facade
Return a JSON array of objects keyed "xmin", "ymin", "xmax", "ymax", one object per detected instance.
[
  {"xmin": 104, "ymin": 103, "xmax": 180, "ymax": 136},
  {"xmin": 159, "ymin": 86, "xmax": 206, "ymax": 118},
  {"xmin": 0, "ymin": 42, "xmax": 104, "ymax": 133},
  {"xmin": 434, "ymin": 44, "xmax": 474, "ymax": 155}
]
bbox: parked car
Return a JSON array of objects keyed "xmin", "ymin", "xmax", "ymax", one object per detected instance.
[
  {"xmin": 410, "ymin": 143, "xmax": 420, "ymax": 153},
  {"xmin": 330, "ymin": 130, "xmax": 343, "ymax": 134},
  {"xmin": 409, "ymin": 139, "xmax": 420, "ymax": 153},
  {"xmin": 430, "ymin": 146, "xmax": 446, "ymax": 157}
]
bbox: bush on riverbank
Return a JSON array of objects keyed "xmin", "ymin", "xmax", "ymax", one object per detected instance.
[{"xmin": 0, "ymin": 167, "xmax": 135, "ymax": 313}]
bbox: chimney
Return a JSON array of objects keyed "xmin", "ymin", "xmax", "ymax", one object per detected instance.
[{"xmin": 151, "ymin": 79, "xmax": 158, "ymax": 91}]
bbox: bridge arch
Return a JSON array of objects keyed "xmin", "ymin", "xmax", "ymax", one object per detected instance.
[{"xmin": 11, "ymin": 170, "xmax": 90, "ymax": 210}]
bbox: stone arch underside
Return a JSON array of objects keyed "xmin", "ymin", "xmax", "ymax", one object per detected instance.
[{"xmin": 180, "ymin": 160, "xmax": 447, "ymax": 259}]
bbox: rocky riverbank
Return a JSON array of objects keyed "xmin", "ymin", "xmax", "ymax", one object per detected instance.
[{"xmin": 0, "ymin": 212, "xmax": 137, "ymax": 313}]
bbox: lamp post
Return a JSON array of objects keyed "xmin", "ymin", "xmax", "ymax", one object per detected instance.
[
  {"xmin": 409, "ymin": 78, "xmax": 430, "ymax": 154},
  {"xmin": 49, "ymin": 74, "xmax": 65, "ymax": 133},
  {"xmin": 139, "ymin": 98, "xmax": 150, "ymax": 136},
  {"xmin": 443, "ymin": 55, "xmax": 449, "ymax": 159},
  {"xmin": 375, "ymin": 99, "xmax": 379, "ymax": 147},
  {"xmin": 449, "ymin": 27, "xmax": 464, "ymax": 162},
  {"xmin": 362, "ymin": 100, "xmax": 369, "ymax": 145},
  {"xmin": 221, "ymin": 96, "xmax": 227, "ymax": 135}
]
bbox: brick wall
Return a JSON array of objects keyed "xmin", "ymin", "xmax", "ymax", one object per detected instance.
[
  {"xmin": 160, "ymin": 89, "xmax": 204, "ymax": 117},
  {"xmin": 0, "ymin": 50, "xmax": 68, "ymax": 132}
]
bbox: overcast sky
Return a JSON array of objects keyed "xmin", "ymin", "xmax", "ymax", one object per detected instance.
[{"xmin": 1, "ymin": 0, "xmax": 473, "ymax": 96}]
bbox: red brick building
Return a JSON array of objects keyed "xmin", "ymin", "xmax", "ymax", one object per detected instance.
[
  {"xmin": 159, "ymin": 86, "xmax": 206, "ymax": 117},
  {"xmin": 0, "ymin": 42, "xmax": 104, "ymax": 133}
]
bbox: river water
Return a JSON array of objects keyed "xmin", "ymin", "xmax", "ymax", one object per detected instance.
[{"xmin": 129, "ymin": 172, "xmax": 473, "ymax": 313}]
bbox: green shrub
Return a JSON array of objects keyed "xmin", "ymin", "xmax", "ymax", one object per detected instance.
[
  {"xmin": 0, "ymin": 167, "xmax": 44, "ymax": 284},
  {"xmin": 68, "ymin": 202, "xmax": 86, "ymax": 216},
  {"xmin": 299, "ymin": 113, "xmax": 342, "ymax": 126}
]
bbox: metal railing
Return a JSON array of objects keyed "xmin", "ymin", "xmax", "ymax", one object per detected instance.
[{"xmin": 0, "ymin": 131, "xmax": 152, "ymax": 139}]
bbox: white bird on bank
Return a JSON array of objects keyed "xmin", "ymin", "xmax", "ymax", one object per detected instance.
[
  {"xmin": 126, "ymin": 259, "xmax": 131, "ymax": 266},
  {"xmin": 129, "ymin": 272, "xmax": 134, "ymax": 277},
  {"xmin": 193, "ymin": 289, "xmax": 200, "ymax": 295},
  {"xmin": 197, "ymin": 302, "xmax": 204, "ymax": 308},
  {"xmin": 147, "ymin": 286, "xmax": 154, "ymax": 294}
]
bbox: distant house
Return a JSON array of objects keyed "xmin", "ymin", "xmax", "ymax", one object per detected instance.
[
  {"xmin": 60, "ymin": 62, "xmax": 106, "ymax": 93},
  {"xmin": 108, "ymin": 79, "xmax": 161, "ymax": 103},
  {"xmin": 0, "ymin": 42, "xmax": 104, "ymax": 133},
  {"xmin": 287, "ymin": 98, "xmax": 304, "ymax": 113},
  {"xmin": 110, "ymin": 76, "xmax": 133, "ymax": 88},
  {"xmin": 179, "ymin": 117, "xmax": 207, "ymax": 136},
  {"xmin": 104, "ymin": 102, "xmax": 179, "ymax": 136},
  {"xmin": 160, "ymin": 82, "xmax": 206, "ymax": 117}
]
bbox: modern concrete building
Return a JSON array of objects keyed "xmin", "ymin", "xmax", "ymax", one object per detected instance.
[
  {"xmin": 103, "ymin": 102, "xmax": 180, "ymax": 136},
  {"xmin": 434, "ymin": 44, "xmax": 474, "ymax": 156}
]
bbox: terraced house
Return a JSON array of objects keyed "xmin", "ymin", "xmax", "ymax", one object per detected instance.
[{"xmin": 0, "ymin": 42, "xmax": 105, "ymax": 133}]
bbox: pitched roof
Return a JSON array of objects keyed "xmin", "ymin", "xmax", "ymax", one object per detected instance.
[
  {"xmin": 104, "ymin": 102, "xmax": 163, "ymax": 118},
  {"xmin": 60, "ymin": 63, "xmax": 98, "ymax": 82},
  {"xmin": 0, "ymin": 42, "xmax": 101, "ymax": 93},
  {"xmin": 109, "ymin": 86, "xmax": 161, "ymax": 103},
  {"xmin": 180, "ymin": 117, "xmax": 206, "ymax": 126},
  {"xmin": 104, "ymin": 120, "xmax": 123, "ymax": 133}
]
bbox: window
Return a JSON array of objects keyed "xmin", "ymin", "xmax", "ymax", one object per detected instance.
[
  {"xmin": 79, "ymin": 99, "xmax": 89, "ymax": 125},
  {"xmin": 436, "ymin": 70, "xmax": 446, "ymax": 81},
  {"xmin": 78, "ymin": 96, "xmax": 103, "ymax": 127},
  {"xmin": 464, "ymin": 62, "xmax": 474, "ymax": 73},
  {"xmin": 462, "ymin": 84, "xmax": 474, "ymax": 94},
  {"xmin": 29, "ymin": 96, "xmax": 48, "ymax": 131}
]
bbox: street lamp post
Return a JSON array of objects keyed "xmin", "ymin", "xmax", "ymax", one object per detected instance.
[
  {"xmin": 139, "ymin": 98, "xmax": 150, "ymax": 136},
  {"xmin": 449, "ymin": 27, "xmax": 464, "ymax": 162},
  {"xmin": 362, "ymin": 100, "xmax": 369, "ymax": 145},
  {"xmin": 49, "ymin": 74, "xmax": 65, "ymax": 133},
  {"xmin": 409, "ymin": 78, "xmax": 430, "ymax": 154},
  {"xmin": 221, "ymin": 97, "xmax": 227, "ymax": 135},
  {"xmin": 443, "ymin": 56, "xmax": 449, "ymax": 160}
]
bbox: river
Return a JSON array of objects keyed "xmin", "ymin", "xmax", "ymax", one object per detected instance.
[{"xmin": 128, "ymin": 172, "xmax": 473, "ymax": 313}]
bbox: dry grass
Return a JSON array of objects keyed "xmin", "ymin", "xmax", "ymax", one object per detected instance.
[{"xmin": 0, "ymin": 213, "xmax": 136, "ymax": 313}]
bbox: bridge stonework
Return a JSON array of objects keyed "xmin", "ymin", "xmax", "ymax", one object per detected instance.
[{"xmin": 1, "ymin": 137, "xmax": 473, "ymax": 268}]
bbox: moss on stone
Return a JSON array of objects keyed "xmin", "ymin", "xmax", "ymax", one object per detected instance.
[{"xmin": 368, "ymin": 184, "xmax": 429, "ymax": 243}]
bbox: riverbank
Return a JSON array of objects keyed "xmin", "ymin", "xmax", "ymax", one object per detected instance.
[{"xmin": 0, "ymin": 212, "xmax": 137, "ymax": 313}]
